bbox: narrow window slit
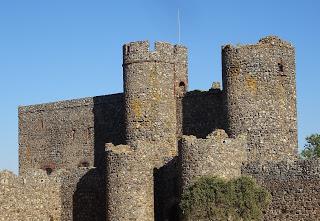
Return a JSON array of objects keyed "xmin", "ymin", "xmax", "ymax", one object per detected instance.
[{"xmin": 278, "ymin": 62, "xmax": 284, "ymax": 72}]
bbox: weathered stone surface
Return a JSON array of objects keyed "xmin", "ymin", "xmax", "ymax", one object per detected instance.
[
  {"xmin": 19, "ymin": 94, "xmax": 125, "ymax": 175},
  {"xmin": 179, "ymin": 129, "xmax": 247, "ymax": 191},
  {"xmin": 182, "ymin": 89, "xmax": 225, "ymax": 138},
  {"xmin": 123, "ymin": 41, "xmax": 188, "ymax": 158},
  {"xmin": 1, "ymin": 36, "xmax": 317, "ymax": 221},
  {"xmin": 0, "ymin": 169, "xmax": 62, "ymax": 220},
  {"xmin": 105, "ymin": 143, "xmax": 154, "ymax": 221},
  {"xmin": 222, "ymin": 36, "xmax": 298, "ymax": 162},
  {"xmin": 0, "ymin": 168, "xmax": 105, "ymax": 221},
  {"xmin": 243, "ymin": 159, "xmax": 320, "ymax": 221}
]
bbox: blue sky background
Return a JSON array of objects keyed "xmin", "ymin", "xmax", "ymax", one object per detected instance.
[{"xmin": 0, "ymin": 0, "xmax": 319, "ymax": 173}]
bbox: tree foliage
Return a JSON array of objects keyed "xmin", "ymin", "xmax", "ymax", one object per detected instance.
[
  {"xmin": 301, "ymin": 134, "xmax": 320, "ymax": 159},
  {"xmin": 180, "ymin": 176, "xmax": 271, "ymax": 221}
]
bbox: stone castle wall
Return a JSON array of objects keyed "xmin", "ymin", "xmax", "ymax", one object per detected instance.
[
  {"xmin": 0, "ymin": 168, "xmax": 105, "ymax": 221},
  {"xmin": 0, "ymin": 170, "xmax": 62, "ymax": 220},
  {"xmin": 19, "ymin": 94, "xmax": 125, "ymax": 175},
  {"xmin": 182, "ymin": 89, "xmax": 225, "ymax": 138},
  {"xmin": 62, "ymin": 168, "xmax": 106, "ymax": 220},
  {"xmin": 222, "ymin": 36, "xmax": 298, "ymax": 162},
  {"xmin": 179, "ymin": 129, "xmax": 247, "ymax": 191},
  {"xmin": 242, "ymin": 159, "xmax": 320, "ymax": 221}
]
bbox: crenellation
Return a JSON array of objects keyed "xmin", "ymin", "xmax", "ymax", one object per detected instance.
[
  {"xmin": 123, "ymin": 41, "xmax": 188, "ymax": 65},
  {"xmin": 0, "ymin": 169, "xmax": 63, "ymax": 220},
  {"xmin": 179, "ymin": 129, "xmax": 247, "ymax": 191},
  {"xmin": 258, "ymin": 36, "xmax": 293, "ymax": 47},
  {"xmin": 0, "ymin": 167, "xmax": 106, "ymax": 220}
]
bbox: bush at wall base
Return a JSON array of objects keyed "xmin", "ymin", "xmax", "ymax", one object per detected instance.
[{"xmin": 180, "ymin": 176, "xmax": 271, "ymax": 221}]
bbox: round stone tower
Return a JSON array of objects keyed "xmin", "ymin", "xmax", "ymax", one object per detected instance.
[
  {"xmin": 123, "ymin": 41, "xmax": 188, "ymax": 158},
  {"xmin": 222, "ymin": 36, "xmax": 298, "ymax": 162}
]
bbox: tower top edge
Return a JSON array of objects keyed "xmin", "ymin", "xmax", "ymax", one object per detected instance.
[{"xmin": 222, "ymin": 36, "xmax": 293, "ymax": 51}]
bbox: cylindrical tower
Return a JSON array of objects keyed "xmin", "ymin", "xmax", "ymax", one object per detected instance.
[
  {"xmin": 105, "ymin": 144, "xmax": 154, "ymax": 221},
  {"xmin": 222, "ymin": 36, "xmax": 298, "ymax": 162},
  {"xmin": 179, "ymin": 130, "xmax": 247, "ymax": 192},
  {"xmin": 123, "ymin": 41, "xmax": 188, "ymax": 158}
]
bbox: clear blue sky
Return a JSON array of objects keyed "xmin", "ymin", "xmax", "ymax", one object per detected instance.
[{"xmin": 0, "ymin": 0, "xmax": 319, "ymax": 173}]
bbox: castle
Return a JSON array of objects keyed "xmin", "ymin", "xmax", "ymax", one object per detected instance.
[{"xmin": 1, "ymin": 36, "xmax": 320, "ymax": 221}]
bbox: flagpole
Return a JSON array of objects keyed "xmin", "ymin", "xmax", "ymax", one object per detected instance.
[{"xmin": 178, "ymin": 9, "xmax": 181, "ymax": 44}]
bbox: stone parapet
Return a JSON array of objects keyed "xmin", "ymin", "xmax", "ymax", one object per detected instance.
[{"xmin": 179, "ymin": 129, "xmax": 247, "ymax": 191}]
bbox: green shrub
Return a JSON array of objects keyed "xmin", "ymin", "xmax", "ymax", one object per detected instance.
[
  {"xmin": 180, "ymin": 176, "xmax": 271, "ymax": 221},
  {"xmin": 301, "ymin": 134, "xmax": 320, "ymax": 159}
]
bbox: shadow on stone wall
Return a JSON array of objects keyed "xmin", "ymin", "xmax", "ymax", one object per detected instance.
[
  {"xmin": 72, "ymin": 95, "xmax": 126, "ymax": 220},
  {"xmin": 154, "ymin": 157, "xmax": 180, "ymax": 221},
  {"xmin": 92, "ymin": 94, "xmax": 126, "ymax": 169},
  {"xmin": 73, "ymin": 169, "xmax": 106, "ymax": 221},
  {"xmin": 182, "ymin": 90, "xmax": 225, "ymax": 138}
]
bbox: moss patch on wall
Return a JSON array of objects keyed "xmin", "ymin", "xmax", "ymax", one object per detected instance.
[{"xmin": 245, "ymin": 74, "xmax": 257, "ymax": 94}]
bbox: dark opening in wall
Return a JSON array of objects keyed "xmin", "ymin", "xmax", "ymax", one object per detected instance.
[
  {"xmin": 178, "ymin": 81, "xmax": 186, "ymax": 96},
  {"xmin": 78, "ymin": 161, "xmax": 90, "ymax": 168},
  {"xmin": 179, "ymin": 81, "xmax": 186, "ymax": 88},
  {"xmin": 45, "ymin": 167, "xmax": 53, "ymax": 175},
  {"xmin": 278, "ymin": 62, "xmax": 284, "ymax": 72},
  {"xmin": 40, "ymin": 119, "xmax": 44, "ymax": 129},
  {"xmin": 41, "ymin": 164, "xmax": 55, "ymax": 175}
]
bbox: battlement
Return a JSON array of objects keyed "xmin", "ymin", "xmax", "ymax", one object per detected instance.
[
  {"xmin": 179, "ymin": 130, "xmax": 247, "ymax": 190},
  {"xmin": 258, "ymin": 35, "xmax": 293, "ymax": 47},
  {"xmin": 0, "ymin": 167, "xmax": 105, "ymax": 220},
  {"xmin": 0, "ymin": 168, "xmax": 67, "ymax": 185},
  {"xmin": 222, "ymin": 36, "xmax": 293, "ymax": 51},
  {"xmin": 180, "ymin": 129, "xmax": 247, "ymax": 154},
  {"xmin": 0, "ymin": 169, "xmax": 63, "ymax": 220},
  {"xmin": 123, "ymin": 41, "xmax": 187, "ymax": 64}
]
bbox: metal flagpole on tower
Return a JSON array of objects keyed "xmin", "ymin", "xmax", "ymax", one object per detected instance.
[{"xmin": 178, "ymin": 8, "xmax": 181, "ymax": 44}]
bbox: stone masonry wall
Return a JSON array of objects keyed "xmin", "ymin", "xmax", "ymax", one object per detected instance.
[
  {"xmin": 222, "ymin": 36, "xmax": 298, "ymax": 162},
  {"xmin": 123, "ymin": 41, "xmax": 188, "ymax": 158},
  {"xmin": 182, "ymin": 89, "xmax": 225, "ymax": 138},
  {"xmin": 19, "ymin": 94, "xmax": 125, "ymax": 175},
  {"xmin": 0, "ymin": 168, "xmax": 105, "ymax": 221},
  {"xmin": 242, "ymin": 159, "xmax": 320, "ymax": 221},
  {"xmin": 60, "ymin": 168, "xmax": 106, "ymax": 221},
  {"xmin": 0, "ymin": 169, "xmax": 62, "ymax": 221},
  {"xmin": 179, "ymin": 129, "xmax": 247, "ymax": 191}
]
